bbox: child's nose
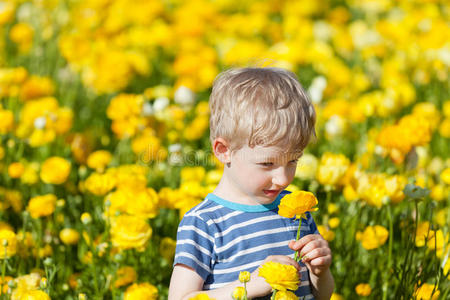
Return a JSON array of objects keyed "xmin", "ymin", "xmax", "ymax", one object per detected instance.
[{"xmin": 272, "ymin": 168, "xmax": 291, "ymax": 187}]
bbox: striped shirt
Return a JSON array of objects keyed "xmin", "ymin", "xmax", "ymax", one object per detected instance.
[{"xmin": 174, "ymin": 191, "xmax": 318, "ymax": 299}]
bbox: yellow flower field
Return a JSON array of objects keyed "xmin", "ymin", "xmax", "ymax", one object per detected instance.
[{"xmin": 0, "ymin": 0, "xmax": 449, "ymax": 299}]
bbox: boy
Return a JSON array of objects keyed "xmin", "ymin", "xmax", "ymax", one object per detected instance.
[{"xmin": 169, "ymin": 68, "xmax": 334, "ymax": 299}]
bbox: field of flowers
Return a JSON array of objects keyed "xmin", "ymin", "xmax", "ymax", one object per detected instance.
[{"xmin": 0, "ymin": 0, "xmax": 449, "ymax": 299}]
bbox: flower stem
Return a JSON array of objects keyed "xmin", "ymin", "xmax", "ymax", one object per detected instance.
[
  {"xmin": 294, "ymin": 217, "xmax": 302, "ymax": 262},
  {"xmin": 271, "ymin": 289, "xmax": 278, "ymax": 300},
  {"xmin": 382, "ymin": 204, "xmax": 393, "ymax": 300}
]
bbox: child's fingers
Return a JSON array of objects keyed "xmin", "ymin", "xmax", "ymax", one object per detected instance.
[
  {"xmin": 298, "ymin": 239, "xmax": 329, "ymax": 258},
  {"xmin": 289, "ymin": 234, "xmax": 323, "ymax": 251},
  {"xmin": 301, "ymin": 247, "xmax": 331, "ymax": 262}
]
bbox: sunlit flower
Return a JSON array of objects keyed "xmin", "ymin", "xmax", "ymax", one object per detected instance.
[
  {"xmin": 159, "ymin": 237, "xmax": 176, "ymax": 263},
  {"xmin": 258, "ymin": 261, "xmax": 300, "ymax": 291},
  {"xmin": 355, "ymin": 283, "xmax": 371, "ymax": 296},
  {"xmin": 0, "ymin": 229, "xmax": 17, "ymax": 258},
  {"xmin": 84, "ymin": 172, "xmax": 116, "ymax": 196},
  {"xmin": 27, "ymin": 194, "xmax": 57, "ymax": 218},
  {"xmin": 317, "ymin": 225, "xmax": 335, "ymax": 242},
  {"xmin": 114, "ymin": 266, "xmax": 137, "ymax": 288},
  {"xmin": 59, "ymin": 228, "xmax": 80, "ymax": 245},
  {"xmin": 124, "ymin": 282, "xmax": 158, "ymax": 300},
  {"xmin": 356, "ymin": 225, "xmax": 389, "ymax": 250},
  {"xmin": 8, "ymin": 162, "xmax": 25, "ymax": 178},
  {"xmin": 40, "ymin": 157, "xmax": 71, "ymax": 184},
  {"xmin": 239, "ymin": 271, "xmax": 251, "ymax": 283},
  {"xmin": 317, "ymin": 152, "xmax": 350, "ymax": 187},
  {"xmin": 414, "ymin": 283, "xmax": 440, "ymax": 300},
  {"xmin": 278, "ymin": 191, "xmax": 318, "ymax": 219},
  {"xmin": 110, "ymin": 215, "xmax": 152, "ymax": 251},
  {"xmin": 232, "ymin": 286, "xmax": 246, "ymax": 300},
  {"xmin": 274, "ymin": 290, "xmax": 298, "ymax": 300}
]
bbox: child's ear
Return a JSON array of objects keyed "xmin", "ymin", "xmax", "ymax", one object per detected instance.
[{"xmin": 212, "ymin": 137, "xmax": 231, "ymax": 164}]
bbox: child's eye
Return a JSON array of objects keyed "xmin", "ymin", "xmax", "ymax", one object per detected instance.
[
  {"xmin": 259, "ymin": 162, "xmax": 273, "ymax": 167},
  {"xmin": 289, "ymin": 159, "xmax": 299, "ymax": 164}
]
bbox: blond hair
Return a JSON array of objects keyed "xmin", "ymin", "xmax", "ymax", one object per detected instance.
[{"xmin": 209, "ymin": 67, "xmax": 316, "ymax": 153}]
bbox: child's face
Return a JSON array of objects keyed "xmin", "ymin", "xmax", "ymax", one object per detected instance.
[{"xmin": 222, "ymin": 144, "xmax": 301, "ymax": 205}]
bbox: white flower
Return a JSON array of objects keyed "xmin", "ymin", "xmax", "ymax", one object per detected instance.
[
  {"xmin": 325, "ymin": 115, "xmax": 346, "ymax": 138},
  {"xmin": 174, "ymin": 86, "xmax": 195, "ymax": 106},
  {"xmin": 33, "ymin": 117, "xmax": 46, "ymax": 129},
  {"xmin": 153, "ymin": 97, "xmax": 169, "ymax": 112},
  {"xmin": 141, "ymin": 102, "xmax": 153, "ymax": 116},
  {"xmin": 308, "ymin": 76, "xmax": 327, "ymax": 104}
]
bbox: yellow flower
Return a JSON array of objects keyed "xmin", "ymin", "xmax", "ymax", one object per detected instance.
[
  {"xmin": 8, "ymin": 162, "xmax": 25, "ymax": 178},
  {"xmin": 441, "ymin": 168, "xmax": 450, "ymax": 185},
  {"xmin": 330, "ymin": 293, "xmax": 344, "ymax": 300},
  {"xmin": 110, "ymin": 215, "xmax": 152, "ymax": 251},
  {"xmin": 0, "ymin": 108, "xmax": 14, "ymax": 134},
  {"xmin": 232, "ymin": 286, "xmax": 246, "ymax": 300},
  {"xmin": 295, "ymin": 153, "xmax": 318, "ymax": 181},
  {"xmin": 274, "ymin": 290, "xmax": 298, "ymax": 300},
  {"xmin": 316, "ymin": 152, "xmax": 350, "ymax": 187},
  {"xmin": 414, "ymin": 283, "xmax": 440, "ymax": 300},
  {"xmin": 19, "ymin": 76, "xmax": 55, "ymax": 101},
  {"xmin": 159, "ymin": 237, "xmax": 176, "ymax": 262},
  {"xmin": 317, "ymin": 225, "xmax": 335, "ymax": 242},
  {"xmin": 189, "ymin": 294, "xmax": 214, "ymax": 300},
  {"xmin": 87, "ymin": 150, "xmax": 112, "ymax": 172},
  {"xmin": 124, "ymin": 282, "xmax": 158, "ymax": 300},
  {"xmin": 84, "ymin": 172, "xmax": 116, "ymax": 196},
  {"xmin": 355, "ymin": 283, "xmax": 371, "ymax": 296},
  {"xmin": 328, "ymin": 217, "xmax": 340, "ymax": 229},
  {"xmin": 59, "ymin": 228, "xmax": 80, "ymax": 245},
  {"xmin": 278, "ymin": 191, "xmax": 318, "ymax": 219},
  {"xmin": 239, "ymin": 271, "xmax": 251, "ymax": 283},
  {"xmin": 258, "ymin": 261, "xmax": 300, "ymax": 291},
  {"xmin": 9, "ymin": 22, "xmax": 34, "ymax": 53},
  {"xmin": 356, "ymin": 225, "xmax": 389, "ymax": 250},
  {"xmin": 40, "ymin": 157, "xmax": 71, "ymax": 184},
  {"xmin": 0, "ymin": 229, "xmax": 17, "ymax": 258},
  {"xmin": 107, "ymin": 187, "xmax": 159, "ymax": 219},
  {"xmin": 27, "ymin": 194, "xmax": 57, "ymax": 218},
  {"xmin": 114, "ymin": 266, "xmax": 137, "ymax": 288},
  {"xmin": 14, "ymin": 290, "xmax": 50, "ymax": 300},
  {"xmin": 11, "ymin": 273, "xmax": 41, "ymax": 300}
]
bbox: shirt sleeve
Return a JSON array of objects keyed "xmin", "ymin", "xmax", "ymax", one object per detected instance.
[{"xmin": 173, "ymin": 212, "xmax": 215, "ymax": 281}]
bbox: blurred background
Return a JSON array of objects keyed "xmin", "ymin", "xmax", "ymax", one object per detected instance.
[{"xmin": 0, "ymin": 0, "xmax": 448, "ymax": 299}]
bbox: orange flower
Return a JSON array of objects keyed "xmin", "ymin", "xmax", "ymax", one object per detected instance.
[{"xmin": 278, "ymin": 191, "xmax": 318, "ymax": 219}]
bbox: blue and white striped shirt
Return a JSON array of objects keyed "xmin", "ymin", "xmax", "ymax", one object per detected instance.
[{"xmin": 174, "ymin": 191, "xmax": 318, "ymax": 299}]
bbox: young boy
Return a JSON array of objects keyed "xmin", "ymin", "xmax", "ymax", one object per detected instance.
[{"xmin": 169, "ymin": 68, "xmax": 334, "ymax": 299}]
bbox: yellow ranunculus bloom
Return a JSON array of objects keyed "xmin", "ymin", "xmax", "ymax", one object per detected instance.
[
  {"xmin": 317, "ymin": 225, "xmax": 335, "ymax": 242},
  {"xmin": 159, "ymin": 237, "xmax": 176, "ymax": 263},
  {"xmin": 189, "ymin": 293, "xmax": 214, "ymax": 300},
  {"xmin": 87, "ymin": 150, "xmax": 113, "ymax": 172},
  {"xmin": 8, "ymin": 162, "xmax": 25, "ymax": 178},
  {"xmin": 0, "ymin": 229, "xmax": 17, "ymax": 258},
  {"xmin": 40, "ymin": 157, "xmax": 71, "ymax": 184},
  {"xmin": 84, "ymin": 172, "xmax": 116, "ymax": 196},
  {"xmin": 316, "ymin": 152, "xmax": 350, "ymax": 187},
  {"xmin": 355, "ymin": 283, "xmax": 371, "ymax": 296},
  {"xmin": 330, "ymin": 293, "xmax": 344, "ymax": 300},
  {"xmin": 59, "ymin": 228, "xmax": 80, "ymax": 245},
  {"xmin": 258, "ymin": 261, "xmax": 300, "ymax": 291},
  {"xmin": 124, "ymin": 282, "xmax": 158, "ymax": 300},
  {"xmin": 232, "ymin": 286, "xmax": 246, "ymax": 299},
  {"xmin": 11, "ymin": 272, "xmax": 41, "ymax": 300},
  {"xmin": 0, "ymin": 108, "xmax": 14, "ymax": 134},
  {"xmin": 414, "ymin": 283, "xmax": 440, "ymax": 300},
  {"xmin": 278, "ymin": 191, "xmax": 318, "ymax": 219},
  {"xmin": 356, "ymin": 225, "xmax": 389, "ymax": 250},
  {"xmin": 274, "ymin": 290, "xmax": 298, "ymax": 300},
  {"xmin": 114, "ymin": 266, "xmax": 137, "ymax": 288},
  {"xmin": 110, "ymin": 215, "xmax": 152, "ymax": 251},
  {"xmin": 238, "ymin": 271, "xmax": 251, "ymax": 283},
  {"xmin": 9, "ymin": 22, "xmax": 34, "ymax": 53},
  {"xmin": 18, "ymin": 290, "xmax": 51, "ymax": 300},
  {"xmin": 27, "ymin": 194, "xmax": 57, "ymax": 218},
  {"xmin": 441, "ymin": 168, "xmax": 450, "ymax": 185}
]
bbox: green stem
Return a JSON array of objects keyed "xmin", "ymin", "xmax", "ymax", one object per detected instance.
[
  {"xmin": 1, "ymin": 250, "xmax": 6, "ymax": 300},
  {"xmin": 271, "ymin": 289, "xmax": 277, "ymax": 300},
  {"xmin": 382, "ymin": 204, "xmax": 394, "ymax": 300},
  {"xmin": 294, "ymin": 217, "xmax": 302, "ymax": 262}
]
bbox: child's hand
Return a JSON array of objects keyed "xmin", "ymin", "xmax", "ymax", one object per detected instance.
[{"xmin": 289, "ymin": 234, "xmax": 332, "ymax": 277}]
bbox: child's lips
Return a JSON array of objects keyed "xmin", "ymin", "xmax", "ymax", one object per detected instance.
[{"xmin": 263, "ymin": 189, "xmax": 280, "ymax": 196}]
